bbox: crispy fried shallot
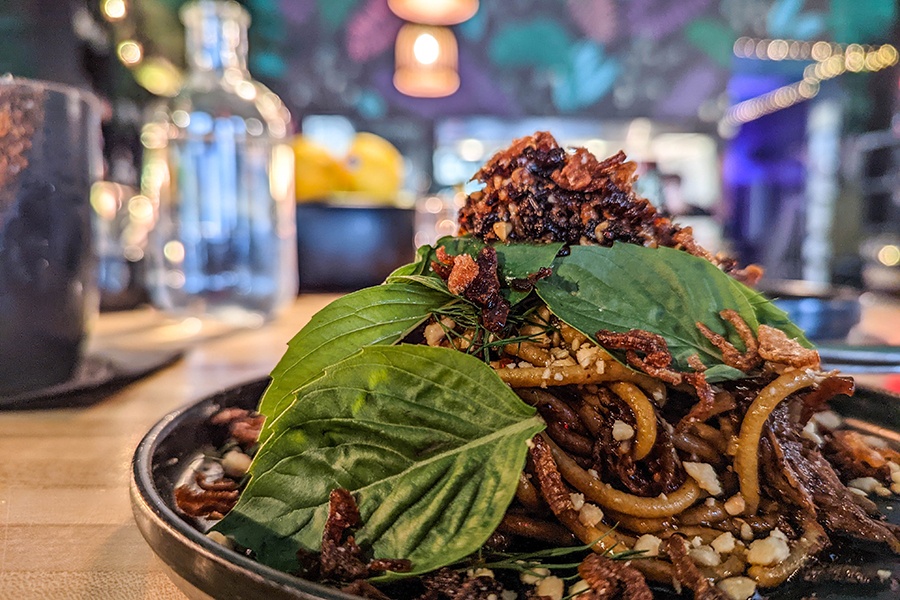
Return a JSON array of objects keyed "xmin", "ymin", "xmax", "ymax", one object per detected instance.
[
  {"xmin": 594, "ymin": 329, "xmax": 682, "ymax": 386},
  {"xmin": 696, "ymin": 310, "xmax": 761, "ymax": 372},
  {"xmin": 578, "ymin": 552, "xmax": 654, "ymax": 600},
  {"xmin": 757, "ymin": 325, "xmax": 820, "ymax": 369}
]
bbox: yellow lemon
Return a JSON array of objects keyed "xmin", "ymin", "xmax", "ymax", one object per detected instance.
[
  {"xmin": 292, "ymin": 135, "xmax": 354, "ymax": 201},
  {"xmin": 344, "ymin": 132, "xmax": 405, "ymax": 202}
]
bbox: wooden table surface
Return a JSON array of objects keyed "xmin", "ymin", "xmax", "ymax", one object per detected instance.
[{"xmin": 1, "ymin": 293, "xmax": 898, "ymax": 599}]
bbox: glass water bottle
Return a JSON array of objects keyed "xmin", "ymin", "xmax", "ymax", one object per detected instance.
[{"xmin": 142, "ymin": 0, "xmax": 296, "ymax": 326}]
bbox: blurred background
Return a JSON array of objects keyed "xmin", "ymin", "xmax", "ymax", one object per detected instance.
[{"xmin": 1, "ymin": 0, "xmax": 898, "ymax": 302}]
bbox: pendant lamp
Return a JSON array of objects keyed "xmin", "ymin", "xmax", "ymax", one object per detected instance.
[
  {"xmin": 393, "ymin": 24, "xmax": 460, "ymax": 98},
  {"xmin": 387, "ymin": 0, "xmax": 478, "ymax": 26}
]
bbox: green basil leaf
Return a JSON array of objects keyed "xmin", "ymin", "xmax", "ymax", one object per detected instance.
[
  {"xmin": 389, "ymin": 274, "xmax": 454, "ymax": 296},
  {"xmin": 216, "ymin": 345, "xmax": 545, "ymax": 575},
  {"xmin": 703, "ymin": 364, "xmax": 747, "ymax": 382},
  {"xmin": 257, "ymin": 283, "xmax": 455, "ymax": 443},
  {"xmin": 535, "ymin": 243, "xmax": 806, "ymax": 381},
  {"xmin": 494, "ymin": 242, "xmax": 564, "ymax": 304}
]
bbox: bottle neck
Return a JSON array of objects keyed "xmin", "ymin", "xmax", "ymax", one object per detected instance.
[{"xmin": 182, "ymin": 0, "xmax": 250, "ymax": 76}]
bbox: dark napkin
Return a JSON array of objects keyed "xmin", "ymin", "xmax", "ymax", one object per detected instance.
[{"xmin": 0, "ymin": 347, "xmax": 183, "ymax": 409}]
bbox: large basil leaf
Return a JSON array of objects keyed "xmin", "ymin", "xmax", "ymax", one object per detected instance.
[
  {"xmin": 216, "ymin": 345, "xmax": 544, "ymax": 575},
  {"xmin": 535, "ymin": 243, "xmax": 811, "ymax": 381},
  {"xmin": 257, "ymin": 282, "xmax": 455, "ymax": 443}
]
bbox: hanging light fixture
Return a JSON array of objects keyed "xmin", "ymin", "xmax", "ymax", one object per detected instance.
[
  {"xmin": 394, "ymin": 24, "xmax": 460, "ymax": 98},
  {"xmin": 388, "ymin": 0, "xmax": 478, "ymax": 26}
]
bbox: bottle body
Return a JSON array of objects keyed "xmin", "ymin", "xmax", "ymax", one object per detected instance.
[{"xmin": 142, "ymin": 0, "xmax": 296, "ymax": 325}]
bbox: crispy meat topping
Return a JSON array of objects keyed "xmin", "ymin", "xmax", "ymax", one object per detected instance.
[
  {"xmin": 210, "ymin": 407, "xmax": 265, "ymax": 448},
  {"xmin": 529, "ymin": 434, "xmax": 577, "ymax": 517},
  {"xmin": 696, "ymin": 310, "xmax": 761, "ymax": 372},
  {"xmin": 663, "ymin": 536, "xmax": 730, "ymax": 600},
  {"xmin": 458, "ymin": 132, "xmax": 761, "ymax": 285},
  {"xmin": 594, "ymin": 329, "xmax": 682, "ymax": 386},
  {"xmin": 578, "ymin": 552, "xmax": 654, "ymax": 600},
  {"xmin": 319, "ymin": 489, "xmax": 412, "ymax": 582},
  {"xmin": 320, "ymin": 488, "xmax": 368, "ymax": 581},
  {"xmin": 447, "ymin": 253, "xmax": 479, "ymax": 295},
  {"xmin": 757, "ymin": 325, "xmax": 820, "ymax": 369},
  {"xmin": 433, "ymin": 245, "xmax": 511, "ymax": 332},
  {"xmin": 174, "ymin": 477, "xmax": 239, "ymax": 520}
]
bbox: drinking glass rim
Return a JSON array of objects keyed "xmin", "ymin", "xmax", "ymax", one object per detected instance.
[{"xmin": 0, "ymin": 75, "xmax": 102, "ymax": 111}]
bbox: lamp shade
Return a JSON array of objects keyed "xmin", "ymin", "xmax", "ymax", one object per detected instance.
[
  {"xmin": 388, "ymin": 0, "xmax": 478, "ymax": 25},
  {"xmin": 394, "ymin": 24, "xmax": 460, "ymax": 98}
]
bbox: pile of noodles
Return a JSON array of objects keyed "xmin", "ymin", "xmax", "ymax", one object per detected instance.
[{"xmin": 410, "ymin": 292, "xmax": 899, "ymax": 598}]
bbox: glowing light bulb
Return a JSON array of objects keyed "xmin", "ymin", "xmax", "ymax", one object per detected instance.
[
  {"xmin": 878, "ymin": 245, "xmax": 900, "ymax": 267},
  {"xmin": 117, "ymin": 40, "xmax": 143, "ymax": 66},
  {"xmin": 413, "ymin": 33, "xmax": 440, "ymax": 65},
  {"xmin": 102, "ymin": 0, "xmax": 126, "ymax": 21}
]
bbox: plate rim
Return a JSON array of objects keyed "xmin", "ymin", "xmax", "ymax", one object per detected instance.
[{"xmin": 130, "ymin": 378, "xmax": 362, "ymax": 600}]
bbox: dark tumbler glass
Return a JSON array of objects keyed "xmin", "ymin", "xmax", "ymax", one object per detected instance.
[{"xmin": 0, "ymin": 77, "xmax": 102, "ymax": 396}]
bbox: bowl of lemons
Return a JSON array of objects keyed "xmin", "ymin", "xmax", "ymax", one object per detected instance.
[{"xmin": 293, "ymin": 132, "xmax": 416, "ymax": 292}]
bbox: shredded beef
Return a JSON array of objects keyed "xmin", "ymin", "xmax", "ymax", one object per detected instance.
[
  {"xmin": 770, "ymin": 420, "xmax": 900, "ymax": 553},
  {"xmin": 799, "ymin": 377, "xmax": 854, "ymax": 423},
  {"xmin": 823, "ymin": 429, "xmax": 893, "ymax": 483},
  {"xmin": 458, "ymin": 132, "xmax": 761, "ymax": 285}
]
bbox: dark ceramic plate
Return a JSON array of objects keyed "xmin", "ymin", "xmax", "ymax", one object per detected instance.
[{"xmin": 131, "ymin": 379, "xmax": 900, "ymax": 600}]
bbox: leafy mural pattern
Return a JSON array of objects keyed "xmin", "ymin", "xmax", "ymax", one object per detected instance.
[{"xmin": 140, "ymin": 0, "xmax": 894, "ymax": 121}]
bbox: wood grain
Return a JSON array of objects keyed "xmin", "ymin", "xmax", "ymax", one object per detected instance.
[{"xmin": 0, "ymin": 296, "xmax": 336, "ymax": 599}]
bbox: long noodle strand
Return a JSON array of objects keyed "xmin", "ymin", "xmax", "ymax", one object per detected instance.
[
  {"xmin": 609, "ymin": 382, "xmax": 658, "ymax": 460},
  {"xmin": 734, "ymin": 369, "xmax": 821, "ymax": 514},
  {"xmin": 543, "ymin": 435, "xmax": 702, "ymax": 518}
]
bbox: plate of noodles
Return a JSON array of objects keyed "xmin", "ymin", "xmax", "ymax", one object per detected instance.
[{"xmin": 132, "ymin": 133, "xmax": 900, "ymax": 600}]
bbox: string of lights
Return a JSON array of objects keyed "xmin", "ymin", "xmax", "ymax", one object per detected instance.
[
  {"xmin": 732, "ymin": 37, "xmax": 890, "ymax": 62},
  {"xmin": 722, "ymin": 41, "xmax": 899, "ymax": 128}
]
